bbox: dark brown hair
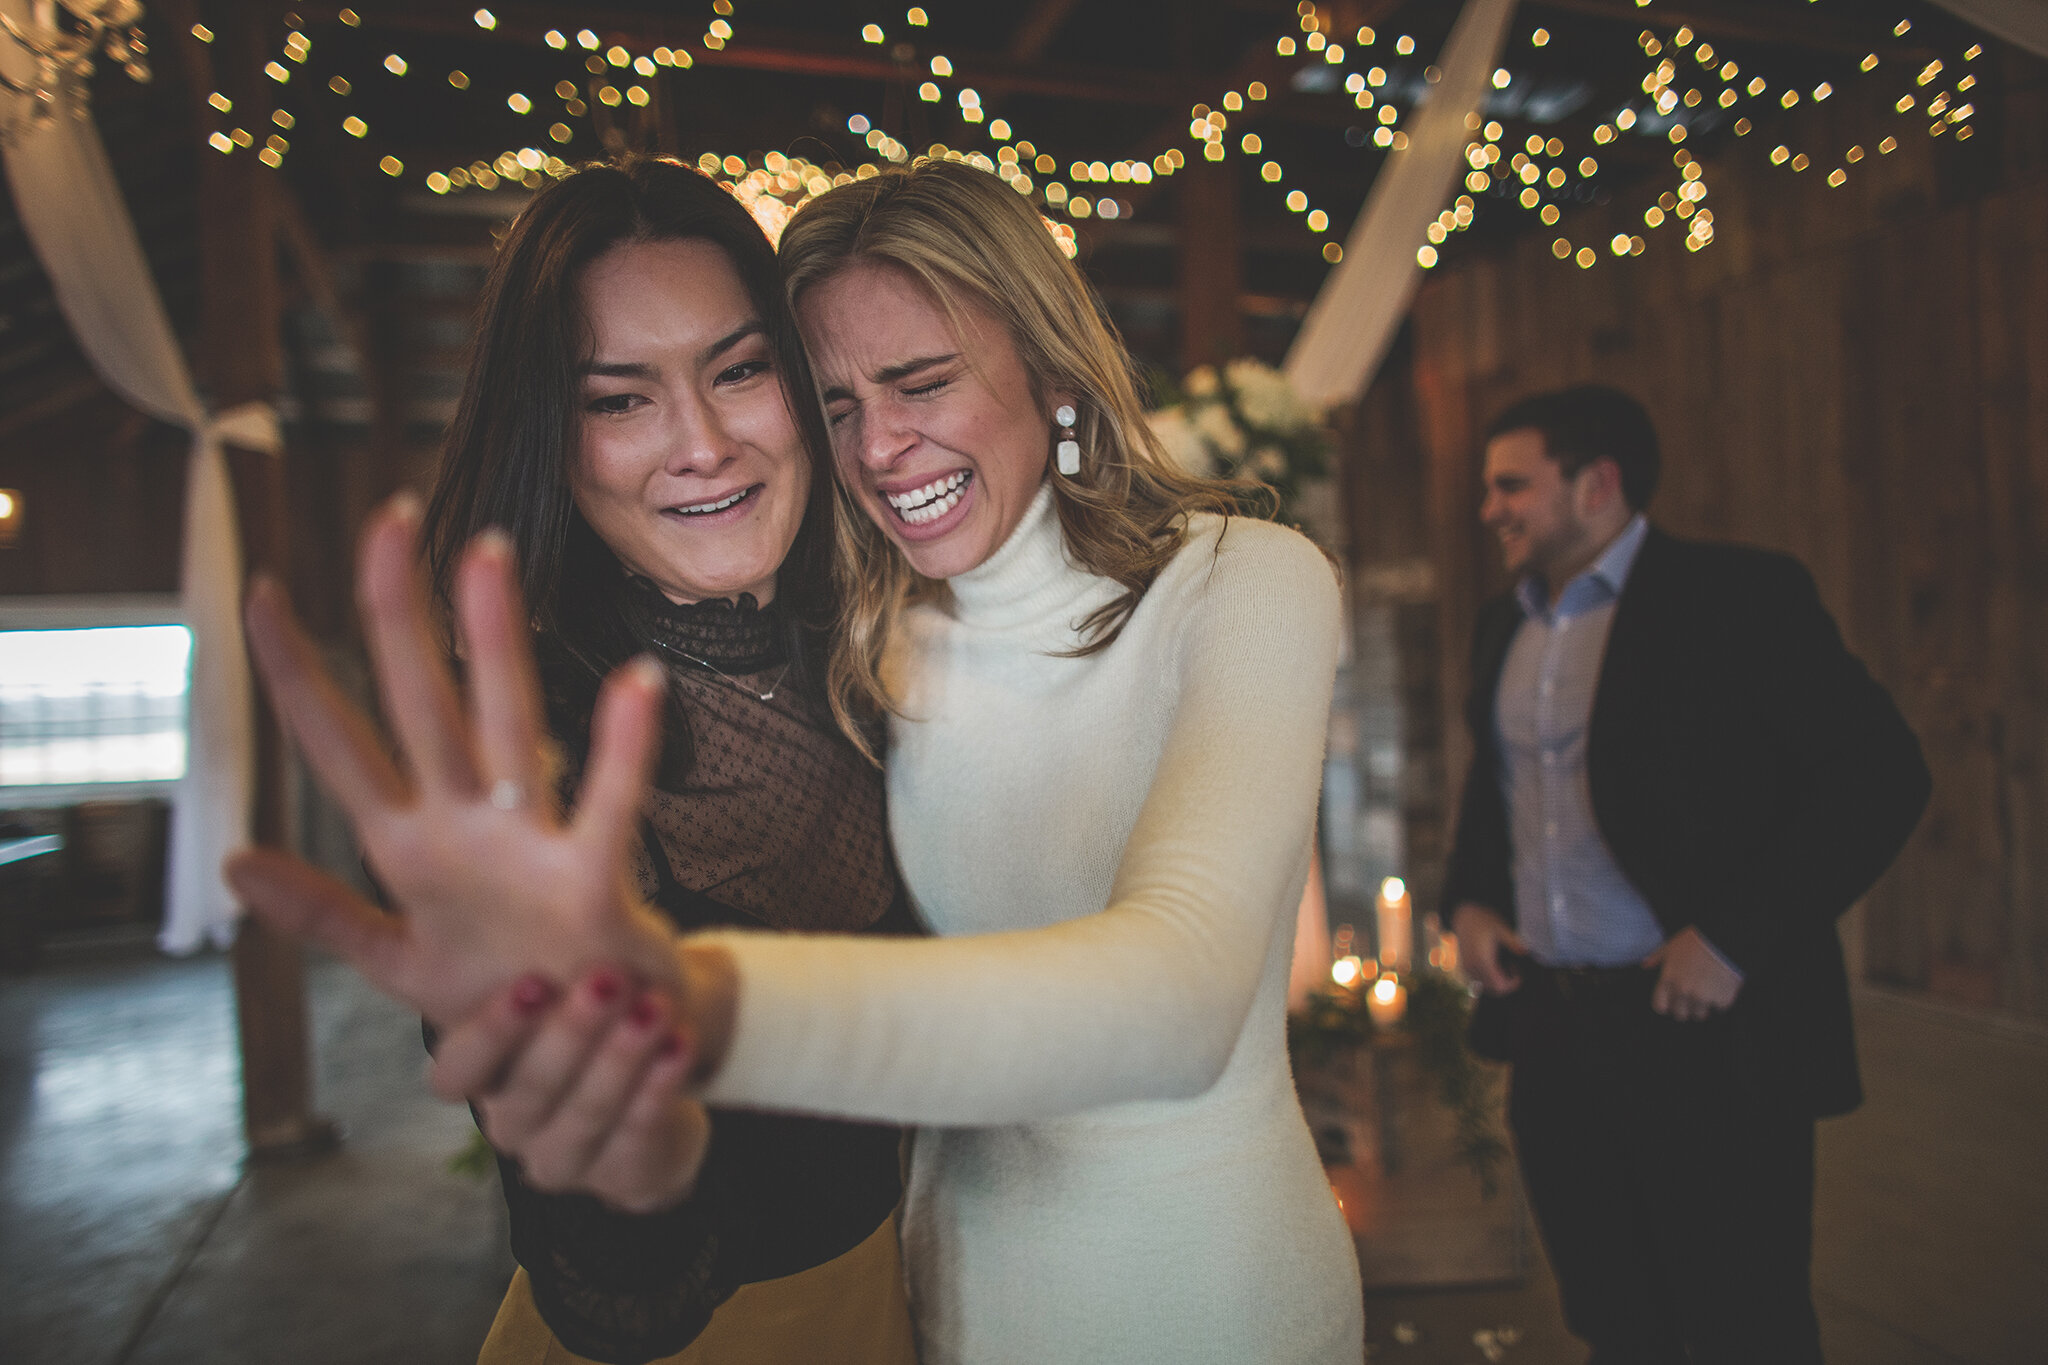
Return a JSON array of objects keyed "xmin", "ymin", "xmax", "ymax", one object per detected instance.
[
  {"xmin": 1484, "ymin": 384, "xmax": 1662, "ymax": 510},
  {"xmin": 422, "ymin": 157, "xmax": 837, "ymax": 770}
]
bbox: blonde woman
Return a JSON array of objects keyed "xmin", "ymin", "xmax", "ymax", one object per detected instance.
[{"xmin": 236, "ymin": 159, "xmax": 1363, "ymax": 1364}]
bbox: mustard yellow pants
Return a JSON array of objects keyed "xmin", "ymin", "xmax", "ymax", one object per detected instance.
[{"xmin": 476, "ymin": 1214, "xmax": 915, "ymax": 1365}]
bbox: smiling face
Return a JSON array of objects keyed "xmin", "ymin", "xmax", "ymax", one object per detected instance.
[
  {"xmin": 569, "ymin": 236, "xmax": 811, "ymax": 606},
  {"xmin": 1479, "ymin": 427, "xmax": 1626, "ymax": 592},
  {"xmin": 799, "ymin": 260, "xmax": 1054, "ymax": 581}
]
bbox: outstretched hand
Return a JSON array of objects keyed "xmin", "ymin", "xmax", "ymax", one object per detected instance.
[{"xmin": 224, "ymin": 494, "xmax": 682, "ymax": 1029}]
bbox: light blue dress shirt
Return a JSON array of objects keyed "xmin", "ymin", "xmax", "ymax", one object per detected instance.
[{"xmin": 1494, "ymin": 515, "xmax": 1671, "ymax": 968}]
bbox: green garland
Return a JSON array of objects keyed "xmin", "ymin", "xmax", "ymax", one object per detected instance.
[{"xmin": 1288, "ymin": 967, "xmax": 1511, "ymax": 1198}]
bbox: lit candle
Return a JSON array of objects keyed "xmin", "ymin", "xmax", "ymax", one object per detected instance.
[
  {"xmin": 1375, "ymin": 877, "xmax": 1413, "ymax": 972},
  {"xmin": 1366, "ymin": 972, "xmax": 1407, "ymax": 1028},
  {"xmin": 1330, "ymin": 955, "xmax": 1365, "ymax": 990}
]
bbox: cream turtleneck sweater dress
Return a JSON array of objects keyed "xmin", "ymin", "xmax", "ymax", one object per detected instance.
[{"xmin": 701, "ymin": 483, "xmax": 1363, "ymax": 1364}]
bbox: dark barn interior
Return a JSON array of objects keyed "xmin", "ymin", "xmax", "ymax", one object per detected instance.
[{"xmin": 2, "ymin": 2, "xmax": 2044, "ymax": 1361}]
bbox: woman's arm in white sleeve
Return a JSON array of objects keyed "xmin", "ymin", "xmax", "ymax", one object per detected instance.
[{"xmin": 694, "ymin": 523, "xmax": 1341, "ymax": 1126}]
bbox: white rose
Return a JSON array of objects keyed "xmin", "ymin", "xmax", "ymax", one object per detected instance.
[
  {"xmin": 1147, "ymin": 407, "xmax": 1216, "ymax": 476},
  {"xmin": 1183, "ymin": 365, "xmax": 1220, "ymax": 399},
  {"xmin": 1193, "ymin": 400, "xmax": 1248, "ymax": 457},
  {"xmin": 1226, "ymin": 357, "xmax": 1313, "ymax": 433}
]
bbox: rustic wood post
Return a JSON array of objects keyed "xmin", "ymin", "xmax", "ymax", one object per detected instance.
[
  {"xmin": 1177, "ymin": 155, "xmax": 1244, "ymax": 375},
  {"xmin": 178, "ymin": 0, "xmax": 333, "ymax": 1157}
]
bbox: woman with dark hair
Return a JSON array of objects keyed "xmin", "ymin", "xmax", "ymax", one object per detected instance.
[{"xmin": 238, "ymin": 157, "xmax": 918, "ymax": 1363}]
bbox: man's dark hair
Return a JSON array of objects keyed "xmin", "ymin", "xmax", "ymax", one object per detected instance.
[{"xmin": 1483, "ymin": 384, "xmax": 1661, "ymax": 510}]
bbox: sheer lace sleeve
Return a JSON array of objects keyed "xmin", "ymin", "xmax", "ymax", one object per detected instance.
[{"xmin": 501, "ymin": 1155, "xmax": 733, "ymax": 1363}]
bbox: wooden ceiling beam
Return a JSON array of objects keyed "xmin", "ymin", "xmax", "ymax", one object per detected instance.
[{"xmin": 1009, "ymin": 0, "xmax": 1088, "ymax": 63}]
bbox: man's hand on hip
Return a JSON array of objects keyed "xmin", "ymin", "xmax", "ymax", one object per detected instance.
[
  {"xmin": 1644, "ymin": 927, "xmax": 1743, "ymax": 1021},
  {"xmin": 1451, "ymin": 903, "xmax": 1527, "ymax": 995}
]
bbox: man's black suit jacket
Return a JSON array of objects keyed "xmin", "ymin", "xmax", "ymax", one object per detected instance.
[{"xmin": 1443, "ymin": 527, "xmax": 1930, "ymax": 1118}]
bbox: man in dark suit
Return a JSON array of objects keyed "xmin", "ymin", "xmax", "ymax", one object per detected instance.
[{"xmin": 1444, "ymin": 385, "xmax": 1929, "ymax": 1364}]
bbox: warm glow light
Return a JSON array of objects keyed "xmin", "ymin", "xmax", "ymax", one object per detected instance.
[
  {"xmin": 1372, "ymin": 976, "xmax": 1398, "ymax": 1005},
  {"xmin": 1332, "ymin": 957, "xmax": 1363, "ymax": 987},
  {"xmin": 474, "ymin": 9, "xmax": 496, "ymax": 30}
]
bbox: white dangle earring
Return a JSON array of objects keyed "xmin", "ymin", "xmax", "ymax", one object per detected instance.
[{"xmin": 1054, "ymin": 404, "xmax": 1082, "ymax": 477}]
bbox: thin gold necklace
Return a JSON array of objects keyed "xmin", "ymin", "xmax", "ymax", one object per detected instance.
[{"xmin": 653, "ymin": 641, "xmax": 793, "ymax": 703}]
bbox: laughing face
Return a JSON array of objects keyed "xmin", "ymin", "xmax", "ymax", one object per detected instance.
[
  {"xmin": 570, "ymin": 236, "xmax": 811, "ymax": 606},
  {"xmin": 799, "ymin": 260, "xmax": 1055, "ymax": 582},
  {"xmin": 1479, "ymin": 426, "xmax": 1618, "ymax": 588}
]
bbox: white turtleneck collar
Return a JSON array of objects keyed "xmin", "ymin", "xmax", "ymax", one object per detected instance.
[{"xmin": 942, "ymin": 479, "xmax": 1108, "ymax": 633}]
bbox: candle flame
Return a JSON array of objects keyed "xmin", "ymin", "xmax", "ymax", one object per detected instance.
[
  {"xmin": 1381, "ymin": 876, "xmax": 1407, "ymax": 901},
  {"xmin": 1373, "ymin": 976, "xmax": 1399, "ymax": 1004},
  {"xmin": 1331, "ymin": 956, "xmax": 1363, "ymax": 987}
]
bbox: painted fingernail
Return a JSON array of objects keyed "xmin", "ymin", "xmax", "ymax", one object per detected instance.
[
  {"xmin": 589, "ymin": 969, "xmax": 623, "ymax": 1004},
  {"xmin": 626, "ymin": 995, "xmax": 659, "ymax": 1029},
  {"xmin": 511, "ymin": 975, "xmax": 555, "ymax": 1015}
]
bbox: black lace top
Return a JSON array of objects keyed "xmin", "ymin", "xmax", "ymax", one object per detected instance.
[{"xmin": 500, "ymin": 585, "xmax": 918, "ymax": 1364}]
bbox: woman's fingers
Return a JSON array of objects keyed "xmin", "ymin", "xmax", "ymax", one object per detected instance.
[
  {"xmin": 571, "ymin": 656, "xmax": 666, "ymax": 860},
  {"xmin": 589, "ymin": 1063, "xmax": 711, "ymax": 1214},
  {"xmin": 476, "ymin": 966, "xmax": 633, "ymax": 1161},
  {"xmin": 428, "ymin": 974, "xmax": 559, "ymax": 1103},
  {"xmin": 245, "ymin": 577, "xmax": 407, "ymax": 817},
  {"xmin": 357, "ymin": 494, "xmax": 481, "ymax": 798},
  {"xmin": 223, "ymin": 848, "xmax": 412, "ymax": 1001},
  {"xmin": 515, "ymin": 991, "xmax": 687, "ymax": 1187},
  {"xmin": 455, "ymin": 530, "xmax": 551, "ymax": 814}
]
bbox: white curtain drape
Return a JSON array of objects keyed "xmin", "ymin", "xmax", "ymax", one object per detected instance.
[
  {"xmin": 1927, "ymin": 0, "xmax": 2048, "ymax": 59},
  {"xmin": 1284, "ymin": 0, "xmax": 1521, "ymax": 410},
  {"xmin": 2, "ymin": 4, "xmax": 266, "ymax": 952}
]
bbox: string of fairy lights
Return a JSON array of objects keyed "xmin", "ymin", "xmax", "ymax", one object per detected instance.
[
  {"xmin": 1437, "ymin": 11, "xmax": 1989, "ymax": 272},
  {"xmin": 181, "ymin": 2, "xmax": 1999, "ymax": 274}
]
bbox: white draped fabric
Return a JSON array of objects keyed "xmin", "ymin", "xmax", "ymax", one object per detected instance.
[
  {"xmin": 1928, "ymin": 0, "xmax": 2048, "ymax": 59},
  {"xmin": 1284, "ymin": 0, "xmax": 1521, "ymax": 410},
  {"xmin": 2, "ymin": 4, "xmax": 265, "ymax": 952}
]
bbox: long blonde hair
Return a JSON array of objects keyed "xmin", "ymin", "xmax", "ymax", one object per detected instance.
[{"xmin": 778, "ymin": 159, "xmax": 1268, "ymax": 755}]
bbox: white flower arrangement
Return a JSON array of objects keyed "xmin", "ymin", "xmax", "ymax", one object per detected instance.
[{"xmin": 1146, "ymin": 358, "xmax": 1332, "ymax": 526}]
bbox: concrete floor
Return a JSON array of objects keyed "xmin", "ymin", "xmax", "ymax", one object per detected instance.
[
  {"xmin": 2, "ymin": 947, "xmax": 2043, "ymax": 1365},
  {"xmin": 2, "ymin": 947, "xmax": 512, "ymax": 1365}
]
